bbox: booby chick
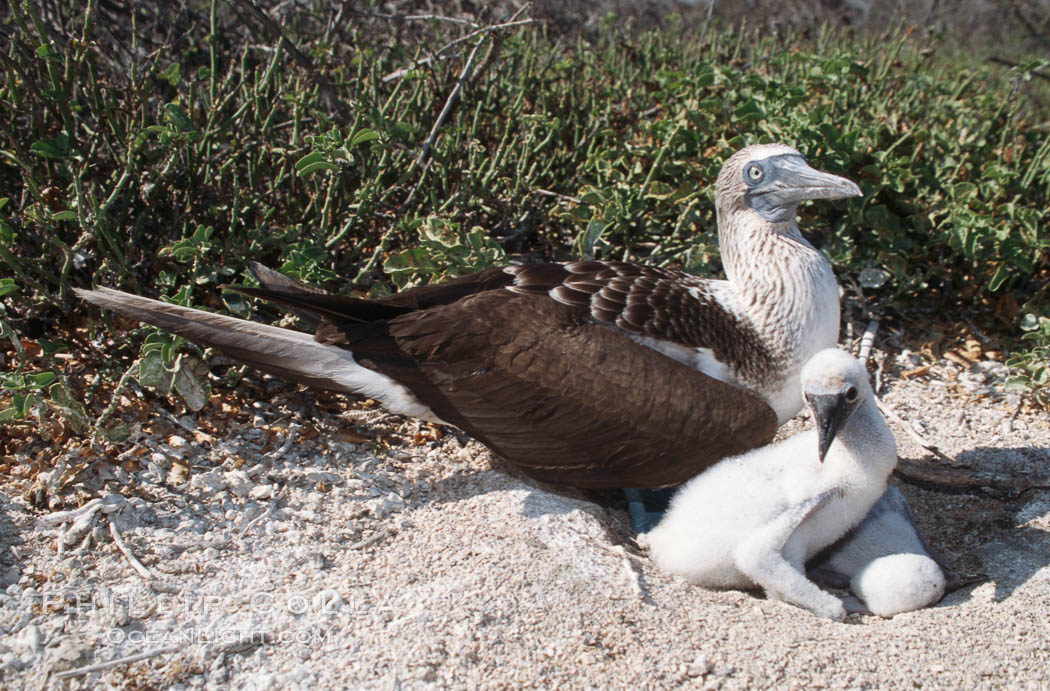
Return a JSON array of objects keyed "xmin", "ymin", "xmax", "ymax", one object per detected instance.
[
  {"xmin": 808, "ymin": 487, "xmax": 946, "ymax": 617},
  {"xmin": 76, "ymin": 144, "xmax": 861, "ymax": 489},
  {"xmin": 642, "ymin": 349, "xmax": 897, "ymax": 621}
]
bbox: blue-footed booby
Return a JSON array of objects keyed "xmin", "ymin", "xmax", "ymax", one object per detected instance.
[
  {"xmin": 641, "ymin": 349, "xmax": 898, "ymax": 621},
  {"xmin": 76, "ymin": 144, "xmax": 861, "ymax": 489}
]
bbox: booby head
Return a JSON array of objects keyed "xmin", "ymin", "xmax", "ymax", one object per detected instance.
[
  {"xmin": 800, "ymin": 348, "xmax": 872, "ymax": 462},
  {"xmin": 716, "ymin": 144, "xmax": 862, "ymax": 224}
]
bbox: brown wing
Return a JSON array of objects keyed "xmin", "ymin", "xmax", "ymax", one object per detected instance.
[
  {"xmin": 508, "ymin": 261, "xmax": 776, "ymax": 383},
  {"xmin": 368, "ymin": 290, "xmax": 777, "ymax": 488}
]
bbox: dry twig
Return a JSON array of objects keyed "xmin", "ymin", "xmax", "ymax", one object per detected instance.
[
  {"xmin": 858, "ymin": 318, "xmax": 880, "ymax": 364},
  {"xmin": 228, "ymin": 0, "xmax": 349, "ymax": 121},
  {"xmin": 414, "ymin": 7, "xmax": 533, "ymax": 166},
  {"xmin": 415, "ymin": 36, "xmax": 487, "ymax": 167},
  {"xmin": 533, "ymin": 188, "xmax": 583, "ymax": 205},
  {"xmin": 54, "ymin": 646, "xmax": 181, "ymax": 679},
  {"xmin": 238, "ymin": 497, "xmax": 280, "ymax": 538},
  {"xmin": 346, "ymin": 10, "xmax": 480, "ymax": 28},
  {"xmin": 266, "ymin": 423, "xmax": 301, "ymax": 461},
  {"xmin": 348, "ymin": 529, "xmax": 391, "ymax": 551},
  {"xmin": 109, "ymin": 520, "xmax": 158, "ymax": 582},
  {"xmin": 894, "ymin": 458, "xmax": 1050, "ymax": 498}
]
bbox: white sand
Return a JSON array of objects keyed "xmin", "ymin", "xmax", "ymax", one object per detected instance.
[{"xmin": 1, "ymin": 353, "xmax": 1049, "ymax": 688}]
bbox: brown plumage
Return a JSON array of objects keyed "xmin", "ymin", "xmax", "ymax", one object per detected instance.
[{"xmin": 252, "ymin": 266, "xmax": 779, "ymax": 487}]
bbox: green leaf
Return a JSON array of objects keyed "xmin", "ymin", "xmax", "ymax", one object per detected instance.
[
  {"xmin": 192, "ymin": 224, "xmax": 214, "ymax": 243},
  {"xmin": 384, "ymin": 247, "xmax": 437, "ymax": 275},
  {"xmin": 952, "ymin": 182, "xmax": 978, "ymax": 200},
  {"xmin": 0, "ymin": 374, "xmax": 23, "ymax": 391},
  {"xmin": 0, "ymin": 278, "xmax": 17, "ymax": 298},
  {"xmin": 221, "ymin": 290, "xmax": 251, "ymax": 318},
  {"xmin": 136, "ymin": 352, "xmax": 174, "ymax": 394},
  {"xmin": 295, "ymin": 152, "xmax": 339, "ymax": 176},
  {"xmin": 35, "ymin": 43, "xmax": 60, "ymax": 60},
  {"xmin": 37, "ymin": 339, "xmax": 67, "ymax": 356},
  {"xmin": 694, "ymin": 63, "xmax": 715, "ymax": 88},
  {"xmin": 48, "ymin": 382, "xmax": 74, "ymax": 406},
  {"xmin": 27, "ymin": 372, "xmax": 56, "ymax": 389},
  {"xmin": 47, "ymin": 383, "xmax": 89, "ymax": 432},
  {"xmin": 578, "ymin": 219, "xmax": 609, "ymax": 260},
  {"xmin": 1003, "ymin": 376, "xmax": 1030, "ymax": 393},
  {"xmin": 732, "ymin": 100, "xmax": 765, "ymax": 123},
  {"xmin": 30, "ymin": 135, "xmax": 71, "ymax": 160},
  {"xmin": 158, "ymin": 62, "xmax": 181, "ymax": 86},
  {"xmin": 51, "ymin": 210, "xmax": 76, "ymax": 221},
  {"xmin": 163, "ymin": 103, "xmax": 195, "ymax": 132},
  {"xmin": 12, "ymin": 392, "xmax": 33, "ymax": 417},
  {"xmin": 389, "ymin": 122, "xmax": 417, "ymax": 143},
  {"xmin": 348, "ymin": 129, "xmax": 381, "ymax": 148},
  {"xmin": 988, "ymin": 264, "xmax": 1010, "ymax": 292},
  {"xmin": 0, "ymin": 407, "xmax": 19, "ymax": 423},
  {"xmin": 173, "ymin": 355, "xmax": 211, "ymax": 411}
]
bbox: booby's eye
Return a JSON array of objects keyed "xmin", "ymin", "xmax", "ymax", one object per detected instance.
[
  {"xmin": 844, "ymin": 386, "xmax": 859, "ymax": 403},
  {"xmin": 746, "ymin": 165, "xmax": 763, "ymax": 182}
]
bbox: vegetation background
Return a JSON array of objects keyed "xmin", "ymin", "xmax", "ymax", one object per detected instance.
[{"xmin": 1, "ymin": 0, "xmax": 1048, "ymax": 469}]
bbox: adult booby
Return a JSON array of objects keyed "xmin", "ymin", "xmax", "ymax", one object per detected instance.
[
  {"xmin": 76, "ymin": 144, "xmax": 860, "ymax": 488},
  {"xmin": 641, "ymin": 349, "xmax": 898, "ymax": 621}
]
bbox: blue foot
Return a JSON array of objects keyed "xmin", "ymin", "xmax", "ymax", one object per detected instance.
[{"xmin": 624, "ymin": 487, "xmax": 676, "ymax": 533}]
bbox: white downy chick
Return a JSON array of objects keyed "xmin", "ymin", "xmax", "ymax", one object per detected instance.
[{"xmin": 643, "ymin": 348, "xmax": 897, "ymax": 620}]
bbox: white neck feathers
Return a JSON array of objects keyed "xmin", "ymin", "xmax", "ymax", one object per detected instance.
[{"xmin": 717, "ymin": 208, "xmax": 841, "ymax": 420}]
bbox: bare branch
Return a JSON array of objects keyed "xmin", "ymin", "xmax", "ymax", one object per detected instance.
[
  {"xmin": 987, "ymin": 56, "xmax": 1050, "ymax": 83},
  {"xmin": 345, "ymin": 9, "xmax": 480, "ymax": 29},
  {"xmin": 55, "ymin": 646, "xmax": 181, "ymax": 679},
  {"xmin": 894, "ymin": 458, "xmax": 1050, "ymax": 498},
  {"xmin": 415, "ymin": 34, "xmax": 487, "ymax": 167},
  {"xmin": 226, "ymin": 0, "xmax": 350, "ymax": 122},
  {"xmin": 858, "ymin": 318, "xmax": 880, "ymax": 365}
]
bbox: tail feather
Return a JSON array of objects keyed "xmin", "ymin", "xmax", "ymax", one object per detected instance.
[
  {"xmin": 246, "ymin": 261, "xmax": 330, "ymax": 326},
  {"xmin": 74, "ymin": 287, "xmax": 438, "ymax": 419},
  {"xmin": 235, "ymin": 263, "xmax": 515, "ymax": 327},
  {"xmin": 248, "ymin": 261, "xmax": 327, "ymax": 296}
]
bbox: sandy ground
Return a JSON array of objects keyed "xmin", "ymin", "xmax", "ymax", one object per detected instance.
[{"xmin": 1, "ymin": 347, "xmax": 1049, "ymax": 689}]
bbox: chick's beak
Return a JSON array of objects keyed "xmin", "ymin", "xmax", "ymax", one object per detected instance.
[{"xmin": 808, "ymin": 392, "xmax": 852, "ymax": 462}]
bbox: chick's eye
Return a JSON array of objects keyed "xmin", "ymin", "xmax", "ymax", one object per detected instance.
[
  {"xmin": 844, "ymin": 386, "xmax": 859, "ymax": 403},
  {"xmin": 747, "ymin": 165, "xmax": 763, "ymax": 181}
]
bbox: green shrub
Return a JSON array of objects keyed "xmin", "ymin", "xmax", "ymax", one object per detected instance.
[{"xmin": 1, "ymin": 1, "xmax": 1048, "ymax": 424}]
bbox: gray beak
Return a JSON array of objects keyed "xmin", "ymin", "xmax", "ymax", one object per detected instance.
[
  {"xmin": 762, "ymin": 157, "xmax": 863, "ymax": 208},
  {"xmin": 808, "ymin": 392, "xmax": 852, "ymax": 462}
]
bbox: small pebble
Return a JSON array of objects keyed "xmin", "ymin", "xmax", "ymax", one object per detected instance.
[
  {"xmin": 249, "ymin": 484, "xmax": 274, "ymax": 500},
  {"xmin": 15, "ymin": 625, "xmax": 43, "ymax": 655},
  {"xmin": 2, "ymin": 566, "xmax": 20, "ymax": 586},
  {"xmin": 688, "ymin": 654, "xmax": 711, "ymax": 677}
]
